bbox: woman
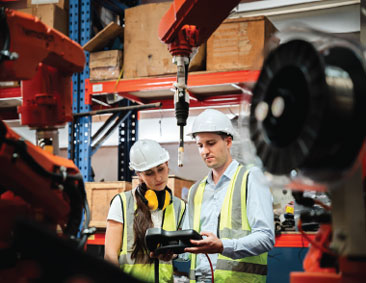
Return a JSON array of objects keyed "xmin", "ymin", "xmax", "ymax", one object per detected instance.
[{"xmin": 105, "ymin": 139, "xmax": 186, "ymax": 282}]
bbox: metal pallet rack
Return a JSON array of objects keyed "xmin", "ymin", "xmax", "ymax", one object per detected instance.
[
  {"xmin": 68, "ymin": 0, "xmax": 141, "ymax": 182},
  {"xmin": 85, "ymin": 70, "xmax": 260, "ymax": 109}
]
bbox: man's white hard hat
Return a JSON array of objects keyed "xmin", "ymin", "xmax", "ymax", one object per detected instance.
[
  {"xmin": 129, "ymin": 139, "xmax": 169, "ymax": 172},
  {"xmin": 187, "ymin": 109, "xmax": 238, "ymax": 139}
]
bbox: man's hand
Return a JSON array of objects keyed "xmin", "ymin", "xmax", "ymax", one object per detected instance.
[
  {"xmin": 184, "ymin": 231, "xmax": 223, "ymax": 254},
  {"xmin": 150, "ymin": 251, "xmax": 177, "ymax": 262}
]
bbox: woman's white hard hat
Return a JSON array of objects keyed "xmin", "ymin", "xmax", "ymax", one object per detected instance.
[{"xmin": 129, "ymin": 139, "xmax": 169, "ymax": 172}]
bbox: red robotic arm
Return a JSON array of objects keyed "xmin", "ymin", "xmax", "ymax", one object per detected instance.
[
  {"xmin": 0, "ymin": 8, "xmax": 85, "ymax": 130},
  {"xmin": 159, "ymin": 0, "xmax": 241, "ymax": 55},
  {"xmin": 0, "ymin": 8, "xmax": 84, "ymax": 80},
  {"xmin": 158, "ymin": 0, "xmax": 241, "ymax": 167}
]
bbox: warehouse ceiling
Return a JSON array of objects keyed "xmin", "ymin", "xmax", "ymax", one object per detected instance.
[{"xmin": 233, "ymin": 0, "xmax": 359, "ymax": 34}]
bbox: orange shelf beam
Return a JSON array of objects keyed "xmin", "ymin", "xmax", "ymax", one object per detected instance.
[{"xmin": 85, "ymin": 70, "xmax": 260, "ymax": 109}]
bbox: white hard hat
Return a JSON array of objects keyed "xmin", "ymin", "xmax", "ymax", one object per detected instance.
[
  {"xmin": 129, "ymin": 139, "xmax": 169, "ymax": 172},
  {"xmin": 187, "ymin": 109, "xmax": 238, "ymax": 139}
]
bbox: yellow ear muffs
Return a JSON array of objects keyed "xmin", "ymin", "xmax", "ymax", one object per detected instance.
[
  {"xmin": 144, "ymin": 189, "xmax": 159, "ymax": 210},
  {"xmin": 161, "ymin": 189, "xmax": 171, "ymax": 210},
  {"xmin": 137, "ymin": 185, "xmax": 173, "ymax": 211}
]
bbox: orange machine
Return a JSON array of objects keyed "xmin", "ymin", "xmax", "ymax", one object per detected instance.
[
  {"xmin": 0, "ymin": 7, "xmax": 85, "ymax": 154},
  {"xmin": 0, "ymin": 8, "xmax": 140, "ymax": 283},
  {"xmin": 249, "ymin": 34, "xmax": 366, "ymax": 282},
  {"xmin": 0, "ymin": 7, "xmax": 86, "ymax": 283}
]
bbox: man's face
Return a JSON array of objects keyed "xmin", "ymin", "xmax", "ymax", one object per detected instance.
[{"xmin": 195, "ymin": 132, "xmax": 232, "ymax": 169}]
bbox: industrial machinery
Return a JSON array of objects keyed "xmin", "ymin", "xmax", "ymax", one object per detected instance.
[
  {"xmin": 0, "ymin": 8, "xmax": 141, "ymax": 283},
  {"xmin": 0, "ymin": 7, "xmax": 84, "ymax": 154},
  {"xmin": 249, "ymin": 27, "xmax": 366, "ymax": 282}
]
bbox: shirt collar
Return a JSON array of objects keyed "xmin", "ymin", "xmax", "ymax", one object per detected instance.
[{"xmin": 207, "ymin": 159, "xmax": 239, "ymax": 185}]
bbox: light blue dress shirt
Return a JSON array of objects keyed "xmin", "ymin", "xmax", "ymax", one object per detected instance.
[{"xmin": 182, "ymin": 160, "xmax": 275, "ymax": 281}]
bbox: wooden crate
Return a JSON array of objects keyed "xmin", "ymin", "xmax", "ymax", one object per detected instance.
[
  {"xmin": 89, "ymin": 50, "xmax": 123, "ymax": 81},
  {"xmin": 85, "ymin": 181, "xmax": 132, "ymax": 228},
  {"xmin": 123, "ymin": 2, "xmax": 205, "ymax": 78},
  {"xmin": 132, "ymin": 175, "xmax": 194, "ymax": 201},
  {"xmin": 207, "ymin": 16, "xmax": 277, "ymax": 72}
]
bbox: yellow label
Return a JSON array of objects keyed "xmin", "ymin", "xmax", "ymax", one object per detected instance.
[{"xmin": 285, "ymin": 206, "xmax": 294, "ymax": 214}]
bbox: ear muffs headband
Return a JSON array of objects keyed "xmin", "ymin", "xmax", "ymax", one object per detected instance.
[{"xmin": 137, "ymin": 185, "xmax": 172, "ymax": 211}]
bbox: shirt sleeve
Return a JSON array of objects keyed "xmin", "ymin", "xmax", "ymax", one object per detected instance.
[
  {"xmin": 221, "ymin": 166, "xmax": 275, "ymax": 259},
  {"xmin": 107, "ymin": 195, "xmax": 124, "ymax": 224}
]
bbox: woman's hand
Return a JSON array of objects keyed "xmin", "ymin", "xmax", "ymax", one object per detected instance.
[
  {"xmin": 150, "ymin": 251, "xmax": 178, "ymax": 262},
  {"xmin": 184, "ymin": 231, "xmax": 223, "ymax": 254}
]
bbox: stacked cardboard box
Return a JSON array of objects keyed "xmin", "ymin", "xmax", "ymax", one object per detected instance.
[
  {"xmin": 89, "ymin": 50, "xmax": 123, "ymax": 81},
  {"xmin": 207, "ymin": 16, "xmax": 277, "ymax": 72},
  {"xmin": 5, "ymin": 0, "xmax": 69, "ymax": 35}
]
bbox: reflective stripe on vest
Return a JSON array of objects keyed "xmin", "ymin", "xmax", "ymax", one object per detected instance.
[
  {"xmin": 188, "ymin": 165, "xmax": 268, "ymax": 283},
  {"xmin": 118, "ymin": 190, "xmax": 186, "ymax": 283}
]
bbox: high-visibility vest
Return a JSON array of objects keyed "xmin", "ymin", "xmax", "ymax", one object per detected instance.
[
  {"xmin": 188, "ymin": 165, "xmax": 268, "ymax": 283},
  {"xmin": 118, "ymin": 190, "xmax": 186, "ymax": 283}
]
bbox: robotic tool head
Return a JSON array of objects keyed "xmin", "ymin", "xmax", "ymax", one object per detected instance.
[
  {"xmin": 249, "ymin": 27, "xmax": 366, "ymax": 270},
  {"xmin": 250, "ymin": 27, "xmax": 366, "ymax": 183}
]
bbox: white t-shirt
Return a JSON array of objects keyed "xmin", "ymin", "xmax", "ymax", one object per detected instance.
[{"xmin": 107, "ymin": 188, "xmax": 163, "ymax": 227}]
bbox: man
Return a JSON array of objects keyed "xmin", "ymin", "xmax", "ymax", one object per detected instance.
[{"xmin": 183, "ymin": 109, "xmax": 274, "ymax": 283}]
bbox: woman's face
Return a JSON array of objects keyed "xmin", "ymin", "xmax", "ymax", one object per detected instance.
[{"xmin": 137, "ymin": 162, "xmax": 169, "ymax": 191}]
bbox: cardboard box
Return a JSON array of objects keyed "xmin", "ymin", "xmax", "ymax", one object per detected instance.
[
  {"xmin": 85, "ymin": 181, "xmax": 132, "ymax": 228},
  {"xmin": 89, "ymin": 50, "xmax": 123, "ymax": 81},
  {"xmin": 0, "ymin": 0, "xmax": 32, "ymax": 9},
  {"xmin": 123, "ymin": 2, "xmax": 206, "ymax": 78},
  {"xmin": 207, "ymin": 16, "xmax": 277, "ymax": 72},
  {"xmin": 18, "ymin": 4, "xmax": 68, "ymax": 35},
  {"xmin": 132, "ymin": 175, "xmax": 194, "ymax": 201},
  {"xmin": 31, "ymin": 0, "xmax": 69, "ymax": 10}
]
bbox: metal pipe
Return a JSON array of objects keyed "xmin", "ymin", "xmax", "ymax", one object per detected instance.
[
  {"xmin": 91, "ymin": 111, "xmax": 132, "ymax": 156},
  {"xmin": 91, "ymin": 112, "xmax": 120, "ymax": 144},
  {"xmin": 73, "ymin": 102, "xmax": 161, "ymax": 117}
]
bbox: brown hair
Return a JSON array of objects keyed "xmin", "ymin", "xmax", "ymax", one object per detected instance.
[{"xmin": 131, "ymin": 185, "xmax": 154, "ymax": 264}]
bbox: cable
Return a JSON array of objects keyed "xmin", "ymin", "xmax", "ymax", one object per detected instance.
[
  {"xmin": 298, "ymin": 220, "xmax": 336, "ymax": 257},
  {"xmin": 313, "ymin": 199, "xmax": 331, "ymax": 211},
  {"xmin": 205, "ymin": 253, "xmax": 214, "ymax": 283}
]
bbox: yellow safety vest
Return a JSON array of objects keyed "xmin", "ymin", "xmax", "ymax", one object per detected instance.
[
  {"xmin": 118, "ymin": 190, "xmax": 186, "ymax": 283},
  {"xmin": 188, "ymin": 165, "xmax": 268, "ymax": 283}
]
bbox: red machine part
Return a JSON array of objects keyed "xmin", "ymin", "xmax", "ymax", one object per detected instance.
[
  {"xmin": 291, "ymin": 217, "xmax": 366, "ymax": 282},
  {"xmin": 0, "ymin": 8, "xmax": 85, "ymax": 126},
  {"xmin": 158, "ymin": 0, "xmax": 241, "ymax": 55},
  {"xmin": 168, "ymin": 25, "xmax": 199, "ymax": 56},
  {"xmin": 0, "ymin": 121, "xmax": 81, "ymax": 243},
  {"xmin": 0, "ymin": 8, "xmax": 85, "ymax": 80},
  {"xmin": 18, "ymin": 63, "xmax": 73, "ymax": 127}
]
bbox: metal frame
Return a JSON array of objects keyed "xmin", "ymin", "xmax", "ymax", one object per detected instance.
[
  {"xmin": 68, "ymin": 0, "xmax": 93, "ymax": 181},
  {"xmin": 117, "ymin": 100, "xmax": 138, "ymax": 181},
  {"xmin": 67, "ymin": 1, "xmax": 146, "ymax": 182},
  {"xmin": 85, "ymin": 70, "xmax": 259, "ymax": 109}
]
